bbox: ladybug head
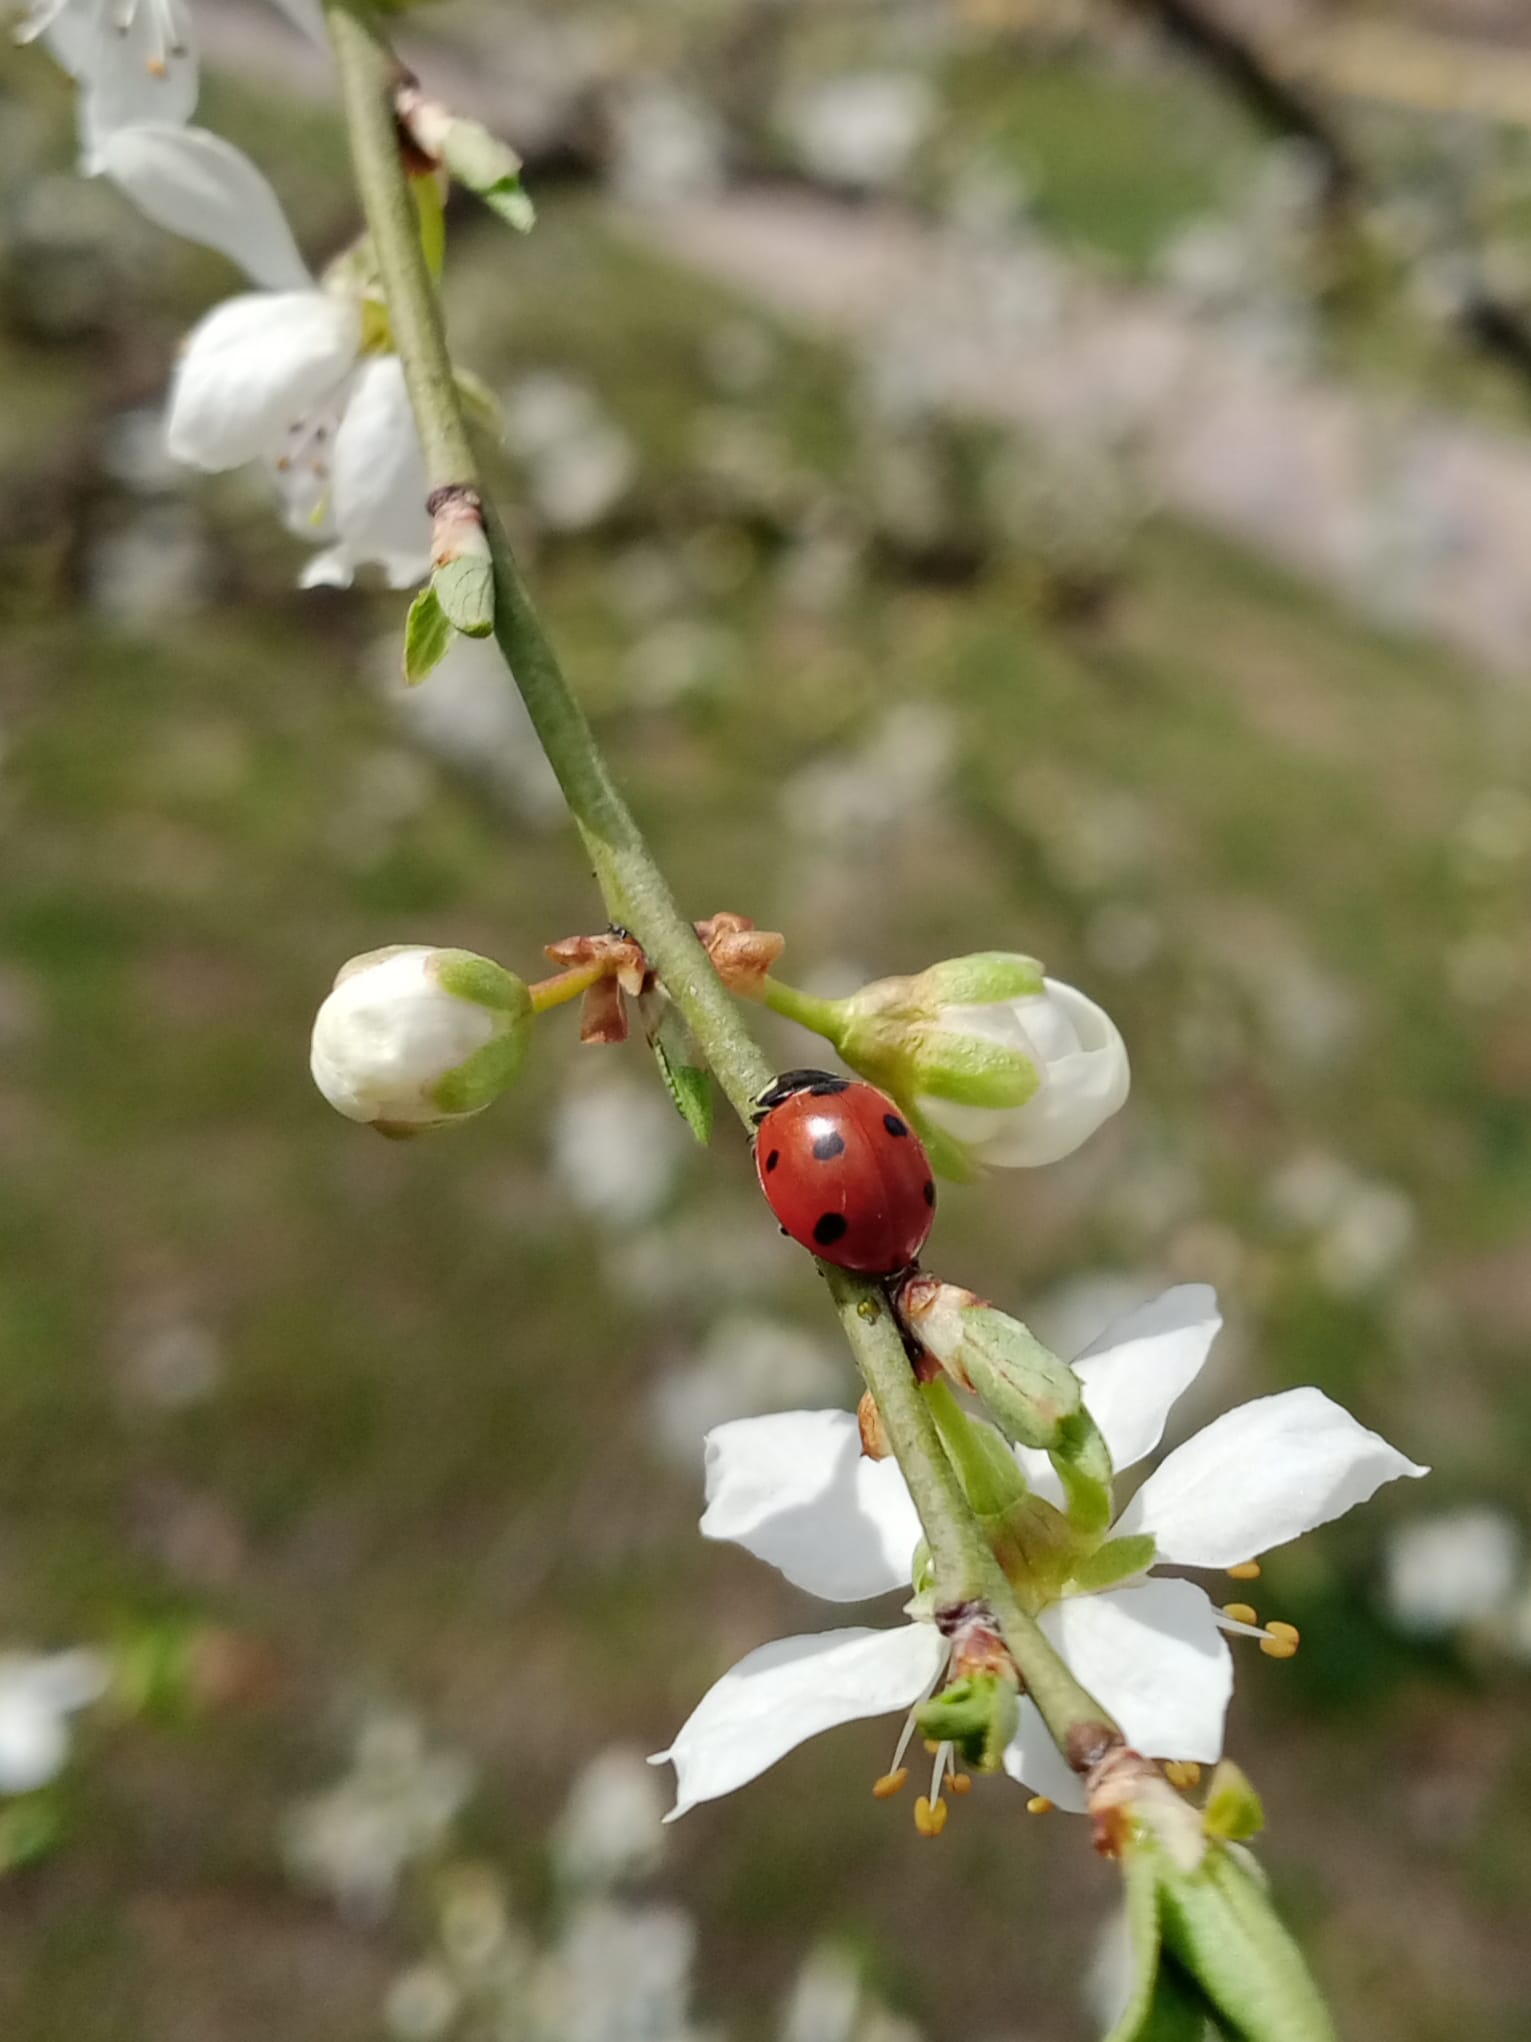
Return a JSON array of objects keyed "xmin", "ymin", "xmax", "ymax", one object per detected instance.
[{"xmin": 751, "ymin": 1067, "xmax": 852, "ymax": 1125}]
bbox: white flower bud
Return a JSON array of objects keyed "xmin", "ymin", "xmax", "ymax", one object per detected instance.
[
  {"xmin": 917, "ymin": 977, "xmax": 1129, "ymax": 1169},
  {"xmin": 310, "ymin": 946, "xmax": 530, "ymax": 1134}
]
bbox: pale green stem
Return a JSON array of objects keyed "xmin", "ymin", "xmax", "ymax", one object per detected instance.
[
  {"xmin": 324, "ymin": 0, "xmax": 1117, "ymax": 1770},
  {"xmin": 758, "ymin": 975, "xmax": 846, "ymax": 1042}
]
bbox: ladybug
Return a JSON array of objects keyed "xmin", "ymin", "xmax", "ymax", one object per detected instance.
[{"xmin": 752, "ymin": 1068, "xmax": 935, "ymax": 1276}]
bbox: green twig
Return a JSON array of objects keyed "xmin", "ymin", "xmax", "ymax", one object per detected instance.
[{"xmin": 324, "ymin": 0, "xmax": 1116, "ymax": 1774}]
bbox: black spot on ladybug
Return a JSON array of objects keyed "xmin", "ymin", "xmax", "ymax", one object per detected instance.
[
  {"xmin": 813, "ymin": 1211, "xmax": 849, "ymax": 1247},
  {"xmin": 811, "ymin": 1131, "xmax": 846, "ymax": 1161},
  {"xmin": 883, "ymin": 1113, "xmax": 909, "ymax": 1138},
  {"xmin": 923, "ymin": 1180, "xmax": 936, "ymax": 1206},
  {"xmin": 765, "ymin": 1149, "xmax": 781, "ymax": 1172}
]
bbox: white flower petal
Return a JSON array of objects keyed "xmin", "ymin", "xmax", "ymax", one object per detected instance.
[
  {"xmin": 167, "ymin": 291, "xmax": 360, "ymax": 471},
  {"xmin": 1001, "ymin": 1697, "xmax": 1086, "ymax": 1812},
  {"xmin": 921, "ymin": 978, "xmax": 1130, "ymax": 1169},
  {"xmin": 0, "ymin": 1698, "xmax": 69, "ymax": 1795},
  {"xmin": 1075, "ymin": 1285, "xmax": 1222, "ymax": 1471},
  {"xmin": 1014, "ymin": 1284, "xmax": 1222, "ymax": 1500},
  {"xmin": 298, "ymin": 547, "xmax": 354, "ymax": 590},
  {"xmin": 1042, "ymin": 1579, "xmax": 1232, "ymax": 1761},
  {"xmin": 1114, "ymin": 1387, "xmax": 1429, "ymax": 1567},
  {"xmin": 328, "ymin": 356, "xmax": 432, "ymax": 586},
  {"xmin": 700, "ymin": 1409, "xmax": 920, "ymax": 1603},
  {"xmin": 69, "ymin": 10, "xmax": 199, "ymax": 169},
  {"xmin": 97, "ymin": 124, "xmax": 311, "ymax": 292},
  {"xmin": 650, "ymin": 1623, "xmax": 947, "ymax": 1818}
]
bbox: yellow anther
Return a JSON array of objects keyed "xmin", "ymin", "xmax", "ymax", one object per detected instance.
[
  {"xmin": 948, "ymin": 1772, "xmax": 972, "ymax": 1797},
  {"xmin": 1026, "ymin": 1796, "xmax": 1054, "ymax": 1815},
  {"xmin": 1163, "ymin": 1761, "xmax": 1202, "ymax": 1790},
  {"xmin": 871, "ymin": 1768, "xmax": 908, "ymax": 1800},
  {"xmin": 913, "ymin": 1795, "xmax": 948, "ymax": 1837},
  {"xmin": 1221, "ymin": 1602, "xmax": 1259, "ymax": 1627},
  {"xmin": 1260, "ymin": 1635, "xmax": 1299, "ymax": 1659},
  {"xmin": 147, "ymin": 56, "xmax": 168, "ymax": 76},
  {"xmin": 1264, "ymin": 1620, "xmax": 1300, "ymax": 1645},
  {"xmin": 923, "ymin": 1739, "xmax": 940, "ymax": 1755},
  {"xmin": 1227, "ymin": 1561, "xmax": 1262, "ymax": 1581}
]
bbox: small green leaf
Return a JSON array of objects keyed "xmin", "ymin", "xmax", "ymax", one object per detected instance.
[
  {"xmin": 404, "ymin": 586, "xmax": 454, "ymax": 685},
  {"xmin": 1158, "ymin": 1844, "xmax": 1337, "ymax": 2042},
  {"xmin": 481, "ymin": 174, "xmax": 536, "ymax": 232},
  {"xmin": 645, "ymin": 996, "xmax": 713, "ymax": 1145},
  {"xmin": 432, "ymin": 554, "xmax": 496, "ymax": 638}
]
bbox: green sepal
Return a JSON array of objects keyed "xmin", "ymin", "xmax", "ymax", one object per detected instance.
[
  {"xmin": 1068, "ymin": 1533, "xmax": 1156, "ymax": 1595},
  {"xmin": 1203, "ymin": 1760, "xmax": 1265, "ymax": 1845},
  {"xmin": 428, "ymin": 1027, "xmax": 527, "ymax": 1118},
  {"xmin": 404, "ymin": 586, "xmax": 454, "ymax": 685},
  {"xmin": 432, "ymin": 953, "xmax": 530, "ymax": 1014},
  {"xmin": 912, "ymin": 1111, "xmax": 980, "ymax": 1185},
  {"xmin": 1049, "ymin": 1406, "xmax": 1115, "ymax": 1534},
  {"xmin": 914, "ymin": 1671, "xmax": 1019, "ymax": 1772},
  {"xmin": 642, "ymin": 992, "xmax": 713, "ymax": 1145},
  {"xmin": 921, "ymin": 1378, "xmax": 1029, "ymax": 1516},
  {"xmin": 433, "ymin": 554, "xmax": 496, "ymax": 638},
  {"xmin": 909, "ymin": 1029, "xmax": 1039, "ymax": 1108},
  {"xmin": 955, "ymin": 1307, "xmax": 1081, "ymax": 1450},
  {"xmin": 909, "ymin": 951, "xmax": 1046, "ymax": 1006},
  {"xmin": 1157, "ymin": 1843, "xmax": 1337, "ymax": 2042}
]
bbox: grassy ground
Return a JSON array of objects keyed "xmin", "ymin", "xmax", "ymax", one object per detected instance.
[{"xmin": 1, "ymin": 37, "xmax": 1530, "ymax": 2042}]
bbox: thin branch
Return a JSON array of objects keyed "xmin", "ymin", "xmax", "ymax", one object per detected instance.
[{"xmin": 323, "ymin": 0, "xmax": 1119, "ymax": 1772}]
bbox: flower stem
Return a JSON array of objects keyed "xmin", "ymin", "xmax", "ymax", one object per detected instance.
[
  {"xmin": 758, "ymin": 976, "xmax": 845, "ymax": 1042},
  {"xmin": 325, "ymin": 0, "xmax": 1117, "ymax": 1777},
  {"xmin": 527, "ymin": 964, "xmax": 606, "ymax": 1015}
]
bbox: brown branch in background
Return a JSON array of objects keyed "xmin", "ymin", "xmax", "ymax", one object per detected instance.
[
  {"xmin": 1124, "ymin": 0, "xmax": 1359, "ymax": 208},
  {"xmin": 1117, "ymin": 0, "xmax": 1531, "ymax": 396}
]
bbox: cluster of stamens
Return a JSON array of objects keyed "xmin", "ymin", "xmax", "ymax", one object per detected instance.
[
  {"xmin": 871, "ymin": 1722, "xmax": 973, "ymax": 1837},
  {"xmin": 1219, "ymin": 1562, "xmax": 1301, "ymax": 1659}
]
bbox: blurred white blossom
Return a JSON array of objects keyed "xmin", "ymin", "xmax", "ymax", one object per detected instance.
[
  {"xmin": 553, "ymin": 1078, "xmax": 687, "ymax": 1227},
  {"xmin": 553, "ymin": 1747, "xmax": 668, "ymax": 1892},
  {"xmin": 504, "ymin": 374, "xmax": 637, "ymax": 533},
  {"xmin": 0, "ymin": 1649, "xmax": 109, "ymax": 1796},
  {"xmin": 647, "ymin": 1311, "xmax": 844, "ymax": 1468},
  {"xmin": 1383, "ymin": 1508, "xmax": 1524, "ymax": 1640},
  {"xmin": 779, "ymin": 74, "xmax": 935, "ymax": 193},
  {"xmin": 284, "ymin": 1710, "xmax": 475, "ymax": 1923}
]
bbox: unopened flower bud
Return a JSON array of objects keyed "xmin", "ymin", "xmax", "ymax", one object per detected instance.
[
  {"xmin": 826, "ymin": 955, "xmax": 1129, "ymax": 1176},
  {"xmin": 900, "ymin": 1278, "xmax": 1081, "ymax": 1450},
  {"xmin": 311, "ymin": 946, "xmax": 530, "ymax": 1134}
]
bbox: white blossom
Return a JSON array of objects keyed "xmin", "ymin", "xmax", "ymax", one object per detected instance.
[
  {"xmin": 311, "ymin": 947, "xmax": 530, "ymax": 1132},
  {"xmin": 914, "ymin": 976, "xmax": 1130, "ymax": 1169},
  {"xmin": 1382, "ymin": 1507, "xmax": 1523, "ymax": 1639},
  {"xmin": 99, "ymin": 125, "xmax": 430, "ymax": 587},
  {"xmin": 23, "ymin": 0, "xmax": 323, "ymax": 169},
  {"xmin": 652, "ymin": 1287, "xmax": 1425, "ymax": 1818},
  {"xmin": 0, "ymin": 1649, "xmax": 109, "ymax": 1795}
]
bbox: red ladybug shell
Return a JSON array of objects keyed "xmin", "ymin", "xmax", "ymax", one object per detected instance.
[{"xmin": 753, "ymin": 1070, "xmax": 935, "ymax": 1276}]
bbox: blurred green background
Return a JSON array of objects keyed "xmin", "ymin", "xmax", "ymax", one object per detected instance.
[{"xmin": 2, "ymin": 2, "xmax": 1530, "ymax": 2037}]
